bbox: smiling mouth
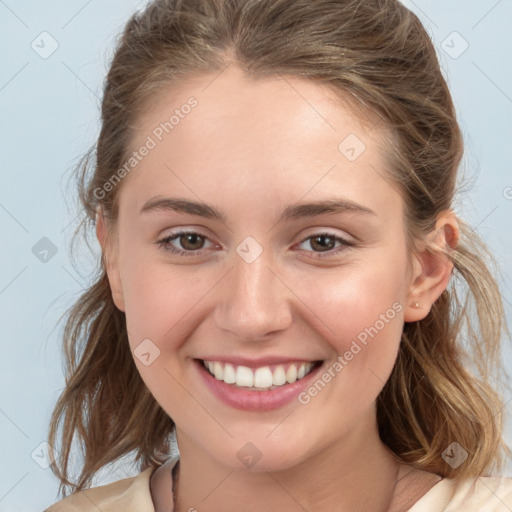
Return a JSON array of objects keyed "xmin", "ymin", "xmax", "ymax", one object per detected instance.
[{"xmin": 199, "ymin": 359, "xmax": 323, "ymax": 391}]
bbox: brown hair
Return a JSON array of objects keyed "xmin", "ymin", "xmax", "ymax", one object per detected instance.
[{"xmin": 49, "ymin": 0, "xmax": 509, "ymax": 494}]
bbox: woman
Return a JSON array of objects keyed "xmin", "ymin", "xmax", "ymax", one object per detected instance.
[{"xmin": 46, "ymin": 0, "xmax": 512, "ymax": 510}]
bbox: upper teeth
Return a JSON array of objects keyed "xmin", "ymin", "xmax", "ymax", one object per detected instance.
[{"xmin": 203, "ymin": 360, "xmax": 315, "ymax": 390}]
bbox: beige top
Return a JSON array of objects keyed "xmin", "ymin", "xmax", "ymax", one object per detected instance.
[{"xmin": 45, "ymin": 457, "xmax": 512, "ymax": 511}]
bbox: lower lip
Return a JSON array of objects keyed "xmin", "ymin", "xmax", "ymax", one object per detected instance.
[{"xmin": 194, "ymin": 359, "xmax": 324, "ymax": 412}]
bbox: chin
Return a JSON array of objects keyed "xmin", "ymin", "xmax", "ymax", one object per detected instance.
[{"xmin": 199, "ymin": 432, "xmax": 318, "ymax": 474}]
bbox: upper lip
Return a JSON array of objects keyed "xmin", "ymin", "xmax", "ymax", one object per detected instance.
[{"xmin": 196, "ymin": 356, "xmax": 322, "ymax": 368}]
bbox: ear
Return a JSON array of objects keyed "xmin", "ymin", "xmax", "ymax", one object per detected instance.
[
  {"xmin": 96, "ymin": 208, "xmax": 125, "ymax": 312},
  {"xmin": 404, "ymin": 210, "xmax": 459, "ymax": 322}
]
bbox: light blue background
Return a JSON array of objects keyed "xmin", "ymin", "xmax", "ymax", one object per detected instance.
[{"xmin": 1, "ymin": 1, "xmax": 511, "ymax": 510}]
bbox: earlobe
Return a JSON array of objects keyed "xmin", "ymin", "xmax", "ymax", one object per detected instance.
[
  {"xmin": 404, "ymin": 211, "xmax": 459, "ymax": 322},
  {"xmin": 96, "ymin": 209, "xmax": 125, "ymax": 312}
]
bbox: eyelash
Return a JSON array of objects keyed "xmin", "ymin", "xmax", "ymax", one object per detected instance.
[{"xmin": 156, "ymin": 231, "xmax": 355, "ymax": 259}]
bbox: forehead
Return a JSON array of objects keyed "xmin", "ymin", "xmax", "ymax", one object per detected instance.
[
  {"xmin": 134, "ymin": 65, "xmax": 381, "ymax": 153},
  {"xmin": 120, "ymin": 65, "xmax": 400, "ymax": 222}
]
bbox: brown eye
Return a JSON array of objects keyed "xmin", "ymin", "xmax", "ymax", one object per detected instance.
[
  {"xmin": 179, "ymin": 233, "xmax": 205, "ymax": 250},
  {"xmin": 296, "ymin": 232, "xmax": 355, "ymax": 259},
  {"xmin": 157, "ymin": 231, "xmax": 215, "ymax": 256},
  {"xmin": 309, "ymin": 235, "xmax": 336, "ymax": 252}
]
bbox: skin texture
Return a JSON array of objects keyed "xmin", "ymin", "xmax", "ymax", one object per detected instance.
[{"xmin": 98, "ymin": 65, "xmax": 457, "ymax": 511}]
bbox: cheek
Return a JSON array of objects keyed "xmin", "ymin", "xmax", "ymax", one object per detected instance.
[
  {"xmin": 119, "ymin": 257, "xmax": 216, "ymax": 349},
  {"xmin": 294, "ymin": 257, "xmax": 406, "ymax": 346},
  {"xmin": 282, "ymin": 272, "xmax": 405, "ymax": 439},
  {"xmin": 117, "ymin": 258, "xmax": 210, "ymax": 419},
  {"xmin": 288, "ymin": 255, "xmax": 407, "ymax": 402}
]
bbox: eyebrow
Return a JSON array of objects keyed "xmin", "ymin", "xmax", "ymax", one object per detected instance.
[{"xmin": 140, "ymin": 197, "xmax": 376, "ymax": 221}]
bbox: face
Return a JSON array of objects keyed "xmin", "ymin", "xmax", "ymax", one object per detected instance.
[{"xmin": 104, "ymin": 65, "xmax": 419, "ymax": 472}]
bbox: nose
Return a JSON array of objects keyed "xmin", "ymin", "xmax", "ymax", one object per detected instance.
[{"xmin": 214, "ymin": 251, "xmax": 293, "ymax": 341}]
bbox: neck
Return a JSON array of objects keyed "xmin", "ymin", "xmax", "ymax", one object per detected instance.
[{"xmin": 173, "ymin": 413, "xmax": 401, "ymax": 512}]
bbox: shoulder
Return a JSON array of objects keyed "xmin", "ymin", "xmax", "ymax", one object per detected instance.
[
  {"xmin": 409, "ymin": 475, "xmax": 512, "ymax": 511},
  {"xmin": 44, "ymin": 468, "xmax": 155, "ymax": 512}
]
